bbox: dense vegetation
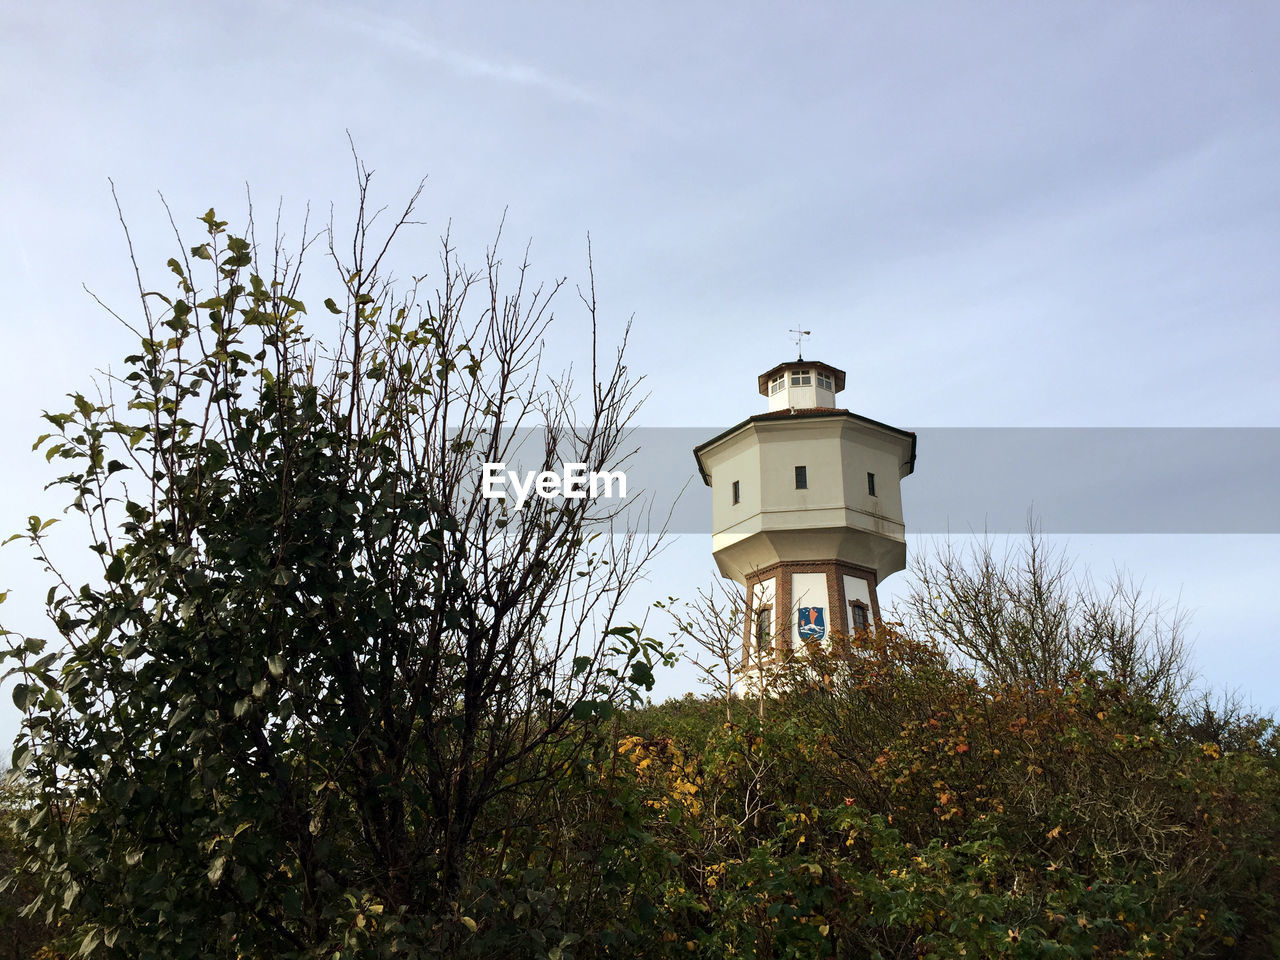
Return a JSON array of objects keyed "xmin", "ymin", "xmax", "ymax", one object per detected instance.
[
  {"xmin": 1, "ymin": 179, "xmax": 1277, "ymax": 957},
  {"xmin": 615, "ymin": 633, "xmax": 1280, "ymax": 958},
  {"xmin": 0, "ymin": 180, "xmax": 660, "ymax": 959},
  {"xmin": 5, "ymin": 623, "xmax": 1277, "ymax": 958}
]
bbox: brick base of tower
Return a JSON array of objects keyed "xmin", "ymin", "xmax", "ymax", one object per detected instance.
[{"xmin": 739, "ymin": 559, "xmax": 882, "ymax": 676}]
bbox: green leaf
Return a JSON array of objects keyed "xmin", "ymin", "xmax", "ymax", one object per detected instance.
[
  {"xmin": 76, "ymin": 928, "xmax": 97, "ymax": 957},
  {"xmin": 199, "ymin": 208, "xmax": 227, "ymax": 232},
  {"xmin": 324, "ymin": 297, "xmax": 342, "ymax": 314},
  {"xmin": 628, "ymin": 661, "xmax": 655, "ymax": 690},
  {"xmin": 11, "ymin": 744, "xmax": 31, "ymax": 770},
  {"xmin": 105, "ymin": 555, "xmax": 126, "ymax": 582},
  {"xmin": 267, "ymin": 655, "xmax": 285, "ymax": 680}
]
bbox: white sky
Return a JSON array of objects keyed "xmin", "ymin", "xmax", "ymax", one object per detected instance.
[{"xmin": 2, "ymin": 2, "xmax": 1279, "ymax": 748}]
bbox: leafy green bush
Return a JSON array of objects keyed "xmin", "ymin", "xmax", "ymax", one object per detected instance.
[{"xmin": 611, "ymin": 628, "xmax": 1280, "ymax": 958}]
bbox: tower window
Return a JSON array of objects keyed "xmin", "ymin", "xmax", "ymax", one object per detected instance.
[
  {"xmin": 817, "ymin": 371, "xmax": 834, "ymax": 391},
  {"xmin": 794, "ymin": 465, "xmax": 807, "ymax": 489},
  {"xmin": 850, "ymin": 601, "xmax": 870, "ymax": 632},
  {"xmin": 732, "ymin": 480, "xmax": 740, "ymax": 504},
  {"xmin": 790, "ymin": 369, "xmax": 812, "ymax": 386},
  {"xmin": 768, "ymin": 374, "xmax": 785, "ymax": 395},
  {"xmin": 867, "ymin": 472, "xmax": 876, "ymax": 496},
  {"xmin": 754, "ymin": 606, "xmax": 772, "ymax": 656}
]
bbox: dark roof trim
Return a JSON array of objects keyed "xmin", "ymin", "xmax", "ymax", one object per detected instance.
[{"xmin": 693, "ymin": 408, "xmax": 917, "ymax": 485}]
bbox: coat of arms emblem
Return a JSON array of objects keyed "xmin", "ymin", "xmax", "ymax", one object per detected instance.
[{"xmin": 798, "ymin": 606, "xmax": 825, "ymax": 640}]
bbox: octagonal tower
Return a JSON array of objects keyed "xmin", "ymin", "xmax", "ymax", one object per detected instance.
[{"xmin": 693, "ymin": 359, "xmax": 916, "ymax": 685}]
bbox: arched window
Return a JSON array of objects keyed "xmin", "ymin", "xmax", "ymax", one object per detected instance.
[
  {"xmin": 754, "ymin": 605, "xmax": 773, "ymax": 657},
  {"xmin": 850, "ymin": 601, "xmax": 870, "ymax": 633}
]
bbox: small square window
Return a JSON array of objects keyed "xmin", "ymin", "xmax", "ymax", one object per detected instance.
[
  {"xmin": 795, "ymin": 465, "xmax": 807, "ymax": 490},
  {"xmin": 732, "ymin": 480, "xmax": 740, "ymax": 504},
  {"xmin": 790, "ymin": 369, "xmax": 812, "ymax": 386},
  {"xmin": 769, "ymin": 375, "xmax": 785, "ymax": 395},
  {"xmin": 867, "ymin": 472, "xmax": 876, "ymax": 497},
  {"xmin": 817, "ymin": 372, "xmax": 834, "ymax": 391}
]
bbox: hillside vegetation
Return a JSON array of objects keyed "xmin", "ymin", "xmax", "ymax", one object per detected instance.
[
  {"xmin": 4, "ymin": 624, "xmax": 1278, "ymax": 958},
  {"xmin": 614, "ymin": 628, "xmax": 1280, "ymax": 958}
]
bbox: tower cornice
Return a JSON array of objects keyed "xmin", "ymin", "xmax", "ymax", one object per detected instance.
[{"xmin": 693, "ymin": 408, "xmax": 917, "ymax": 486}]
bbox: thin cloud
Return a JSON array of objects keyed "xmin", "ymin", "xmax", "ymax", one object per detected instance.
[{"xmin": 315, "ymin": 2, "xmax": 602, "ymax": 106}]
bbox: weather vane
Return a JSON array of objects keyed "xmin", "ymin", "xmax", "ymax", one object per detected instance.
[{"xmin": 790, "ymin": 328, "xmax": 812, "ymax": 359}]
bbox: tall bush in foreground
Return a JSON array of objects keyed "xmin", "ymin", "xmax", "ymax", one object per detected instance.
[{"xmin": 1, "ymin": 170, "xmax": 663, "ymax": 958}]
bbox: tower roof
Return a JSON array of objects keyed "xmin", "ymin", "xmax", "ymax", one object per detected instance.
[
  {"xmin": 757, "ymin": 359, "xmax": 846, "ymax": 396},
  {"xmin": 692, "ymin": 407, "xmax": 917, "ymax": 485}
]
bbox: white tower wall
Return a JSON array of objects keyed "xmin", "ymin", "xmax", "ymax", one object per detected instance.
[{"xmin": 694, "ymin": 357, "xmax": 916, "ymax": 694}]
